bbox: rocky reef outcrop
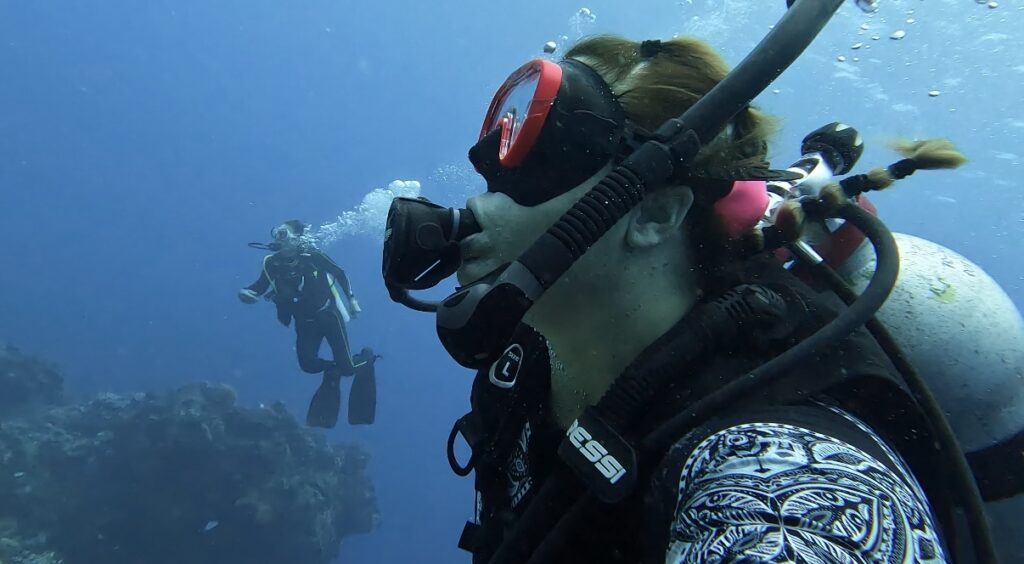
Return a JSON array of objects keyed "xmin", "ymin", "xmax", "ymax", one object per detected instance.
[
  {"xmin": 0, "ymin": 344, "xmax": 378, "ymax": 564},
  {"xmin": 0, "ymin": 342, "xmax": 64, "ymax": 420}
]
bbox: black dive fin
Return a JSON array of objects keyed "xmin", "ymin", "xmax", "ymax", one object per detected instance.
[
  {"xmin": 348, "ymin": 348, "xmax": 378, "ymax": 425},
  {"xmin": 306, "ymin": 371, "xmax": 342, "ymax": 429}
]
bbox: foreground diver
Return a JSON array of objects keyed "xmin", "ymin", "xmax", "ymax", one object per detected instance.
[
  {"xmin": 382, "ymin": 2, "xmax": 1020, "ymax": 561},
  {"xmin": 240, "ymin": 220, "xmax": 377, "ymax": 428},
  {"xmin": 441, "ymin": 37, "xmax": 954, "ymax": 562}
]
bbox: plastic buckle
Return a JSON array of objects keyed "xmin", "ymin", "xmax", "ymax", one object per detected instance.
[{"xmin": 448, "ymin": 413, "xmax": 481, "ymax": 477}]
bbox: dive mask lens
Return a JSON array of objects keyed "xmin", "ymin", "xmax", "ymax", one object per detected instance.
[
  {"xmin": 488, "ymin": 74, "xmax": 538, "ymax": 162},
  {"xmin": 479, "ymin": 59, "xmax": 562, "ymax": 168},
  {"xmin": 271, "ymin": 225, "xmax": 290, "ymax": 242},
  {"xmin": 470, "ymin": 59, "xmax": 631, "ymax": 208}
]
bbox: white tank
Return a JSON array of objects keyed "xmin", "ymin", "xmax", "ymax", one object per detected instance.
[
  {"xmin": 842, "ymin": 232, "xmax": 1024, "ymax": 452},
  {"xmin": 769, "ymin": 126, "xmax": 1023, "ymax": 558},
  {"xmin": 842, "ymin": 232, "xmax": 1024, "ymax": 563}
]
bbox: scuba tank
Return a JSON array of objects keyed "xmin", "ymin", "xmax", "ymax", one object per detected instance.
[
  {"xmin": 843, "ymin": 235, "xmax": 1024, "ymax": 455},
  {"xmin": 775, "ymin": 123, "xmax": 1024, "ymax": 455},
  {"xmin": 774, "ymin": 123, "xmax": 1024, "ymax": 562},
  {"xmin": 327, "ymin": 273, "xmax": 353, "ymax": 323}
]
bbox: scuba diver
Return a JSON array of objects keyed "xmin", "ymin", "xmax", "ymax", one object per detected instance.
[
  {"xmin": 381, "ymin": 1, "xmax": 1024, "ymax": 562},
  {"xmin": 240, "ymin": 220, "xmax": 378, "ymax": 429}
]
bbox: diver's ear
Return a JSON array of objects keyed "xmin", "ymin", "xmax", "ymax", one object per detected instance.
[{"xmin": 626, "ymin": 185, "xmax": 693, "ymax": 248}]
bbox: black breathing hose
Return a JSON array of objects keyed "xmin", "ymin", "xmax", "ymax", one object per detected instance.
[
  {"xmin": 642, "ymin": 203, "xmax": 898, "ymax": 452},
  {"xmin": 803, "ymin": 237, "xmax": 999, "ymax": 563}
]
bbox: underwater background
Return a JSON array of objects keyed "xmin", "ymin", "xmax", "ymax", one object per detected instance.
[{"xmin": 1, "ymin": 0, "xmax": 1020, "ymax": 562}]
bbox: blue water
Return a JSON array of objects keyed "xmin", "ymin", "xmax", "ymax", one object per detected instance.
[{"xmin": 1, "ymin": 1, "xmax": 1021, "ymax": 562}]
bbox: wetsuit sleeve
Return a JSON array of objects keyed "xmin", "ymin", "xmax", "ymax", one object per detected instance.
[
  {"xmin": 648, "ymin": 404, "xmax": 947, "ymax": 563},
  {"xmin": 245, "ymin": 257, "xmax": 272, "ymax": 295},
  {"xmin": 314, "ymin": 252, "xmax": 354, "ymax": 297}
]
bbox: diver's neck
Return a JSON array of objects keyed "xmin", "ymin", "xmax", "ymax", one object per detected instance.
[{"xmin": 525, "ymin": 252, "xmax": 698, "ymax": 429}]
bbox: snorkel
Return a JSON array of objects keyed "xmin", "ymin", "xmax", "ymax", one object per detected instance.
[
  {"xmin": 248, "ymin": 220, "xmax": 316, "ymax": 254},
  {"xmin": 248, "ymin": 241, "xmax": 283, "ymax": 252}
]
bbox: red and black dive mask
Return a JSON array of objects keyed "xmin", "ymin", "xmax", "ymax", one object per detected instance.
[{"xmin": 469, "ymin": 59, "xmax": 632, "ymax": 207}]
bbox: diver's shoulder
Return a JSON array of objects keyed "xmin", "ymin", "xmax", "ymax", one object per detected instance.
[{"xmin": 657, "ymin": 404, "xmax": 947, "ymax": 562}]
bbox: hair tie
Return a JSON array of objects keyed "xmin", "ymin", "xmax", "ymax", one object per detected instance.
[
  {"xmin": 639, "ymin": 39, "xmax": 664, "ymax": 59},
  {"xmin": 887, "ymin": 157, "xmax": 918, "ymax": 179}
]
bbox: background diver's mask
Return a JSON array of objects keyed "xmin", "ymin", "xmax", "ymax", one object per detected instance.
[{"xmin": 248, "ymin": 220, "xmax": 309, "ymax": 254}]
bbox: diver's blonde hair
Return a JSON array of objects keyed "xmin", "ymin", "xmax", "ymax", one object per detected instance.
[
  {"xmin": 564, "ymin": 35, "xmax": 774, "ymax": 277},
  {"xmin": 752, "ymin": 138, "xmax": 970, "ymax": 254},
  {"xmin": 564, "ymin": 35, "xmax": 775, "ymax": 179},
  {"xmin": 563, "ymin": 36, "xmax": 969, "ymax": 280}
]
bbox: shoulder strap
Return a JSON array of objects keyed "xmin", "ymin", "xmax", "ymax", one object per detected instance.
[{"xmin": 261, "ymin": 255, "xmax": 278, "ymax": 294}]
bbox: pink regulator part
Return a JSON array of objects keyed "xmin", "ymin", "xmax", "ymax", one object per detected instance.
[{"xmin": 713, "ymin": 180, "xmax": 769, "ymax": 239}]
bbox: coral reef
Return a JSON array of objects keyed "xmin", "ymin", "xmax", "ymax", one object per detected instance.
[
  {"xmin": 0, "ymin": 342, "xmax": 63, "ymax": 420},
  {"xmin": 0, "ymin": 346, "xmax": 378, "ymax": 564}
]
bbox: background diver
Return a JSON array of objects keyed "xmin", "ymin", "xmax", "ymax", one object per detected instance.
[{"xmin": 239, "ymin": 219, "xmax": 377, "ymax": 428}]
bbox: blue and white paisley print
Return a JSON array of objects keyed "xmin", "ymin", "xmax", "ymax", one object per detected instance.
[{"xmin": 665, "ymin": 416, "xmax": 946, "ymax": 563}]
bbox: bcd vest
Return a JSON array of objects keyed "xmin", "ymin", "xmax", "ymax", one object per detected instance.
[{"xmin": 449, "ymin": 256, "xmax": 961, "ymax": 564}]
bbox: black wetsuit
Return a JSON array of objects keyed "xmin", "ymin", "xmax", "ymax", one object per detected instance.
[
  {"xmin": 456, "ymin": 256, "xmax": 956, "ymax": 563},
  {"xmin": 246, "ymin": 250, "xmax": 358, "ymax": 374}
]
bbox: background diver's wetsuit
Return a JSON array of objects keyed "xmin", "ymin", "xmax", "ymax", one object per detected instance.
[{"xmin": 245, "ymin": 250, "xmax": 358, "ymax": 375}]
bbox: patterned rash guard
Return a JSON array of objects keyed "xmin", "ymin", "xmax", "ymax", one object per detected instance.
[{"xmin": 653, "ymin": 404, "xmax": 948, "ymax": 564}]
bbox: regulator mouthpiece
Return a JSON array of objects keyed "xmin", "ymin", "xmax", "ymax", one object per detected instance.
[{"xmin": 382, "ymin": 196, "xmax": 480, "ymax": 311}]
